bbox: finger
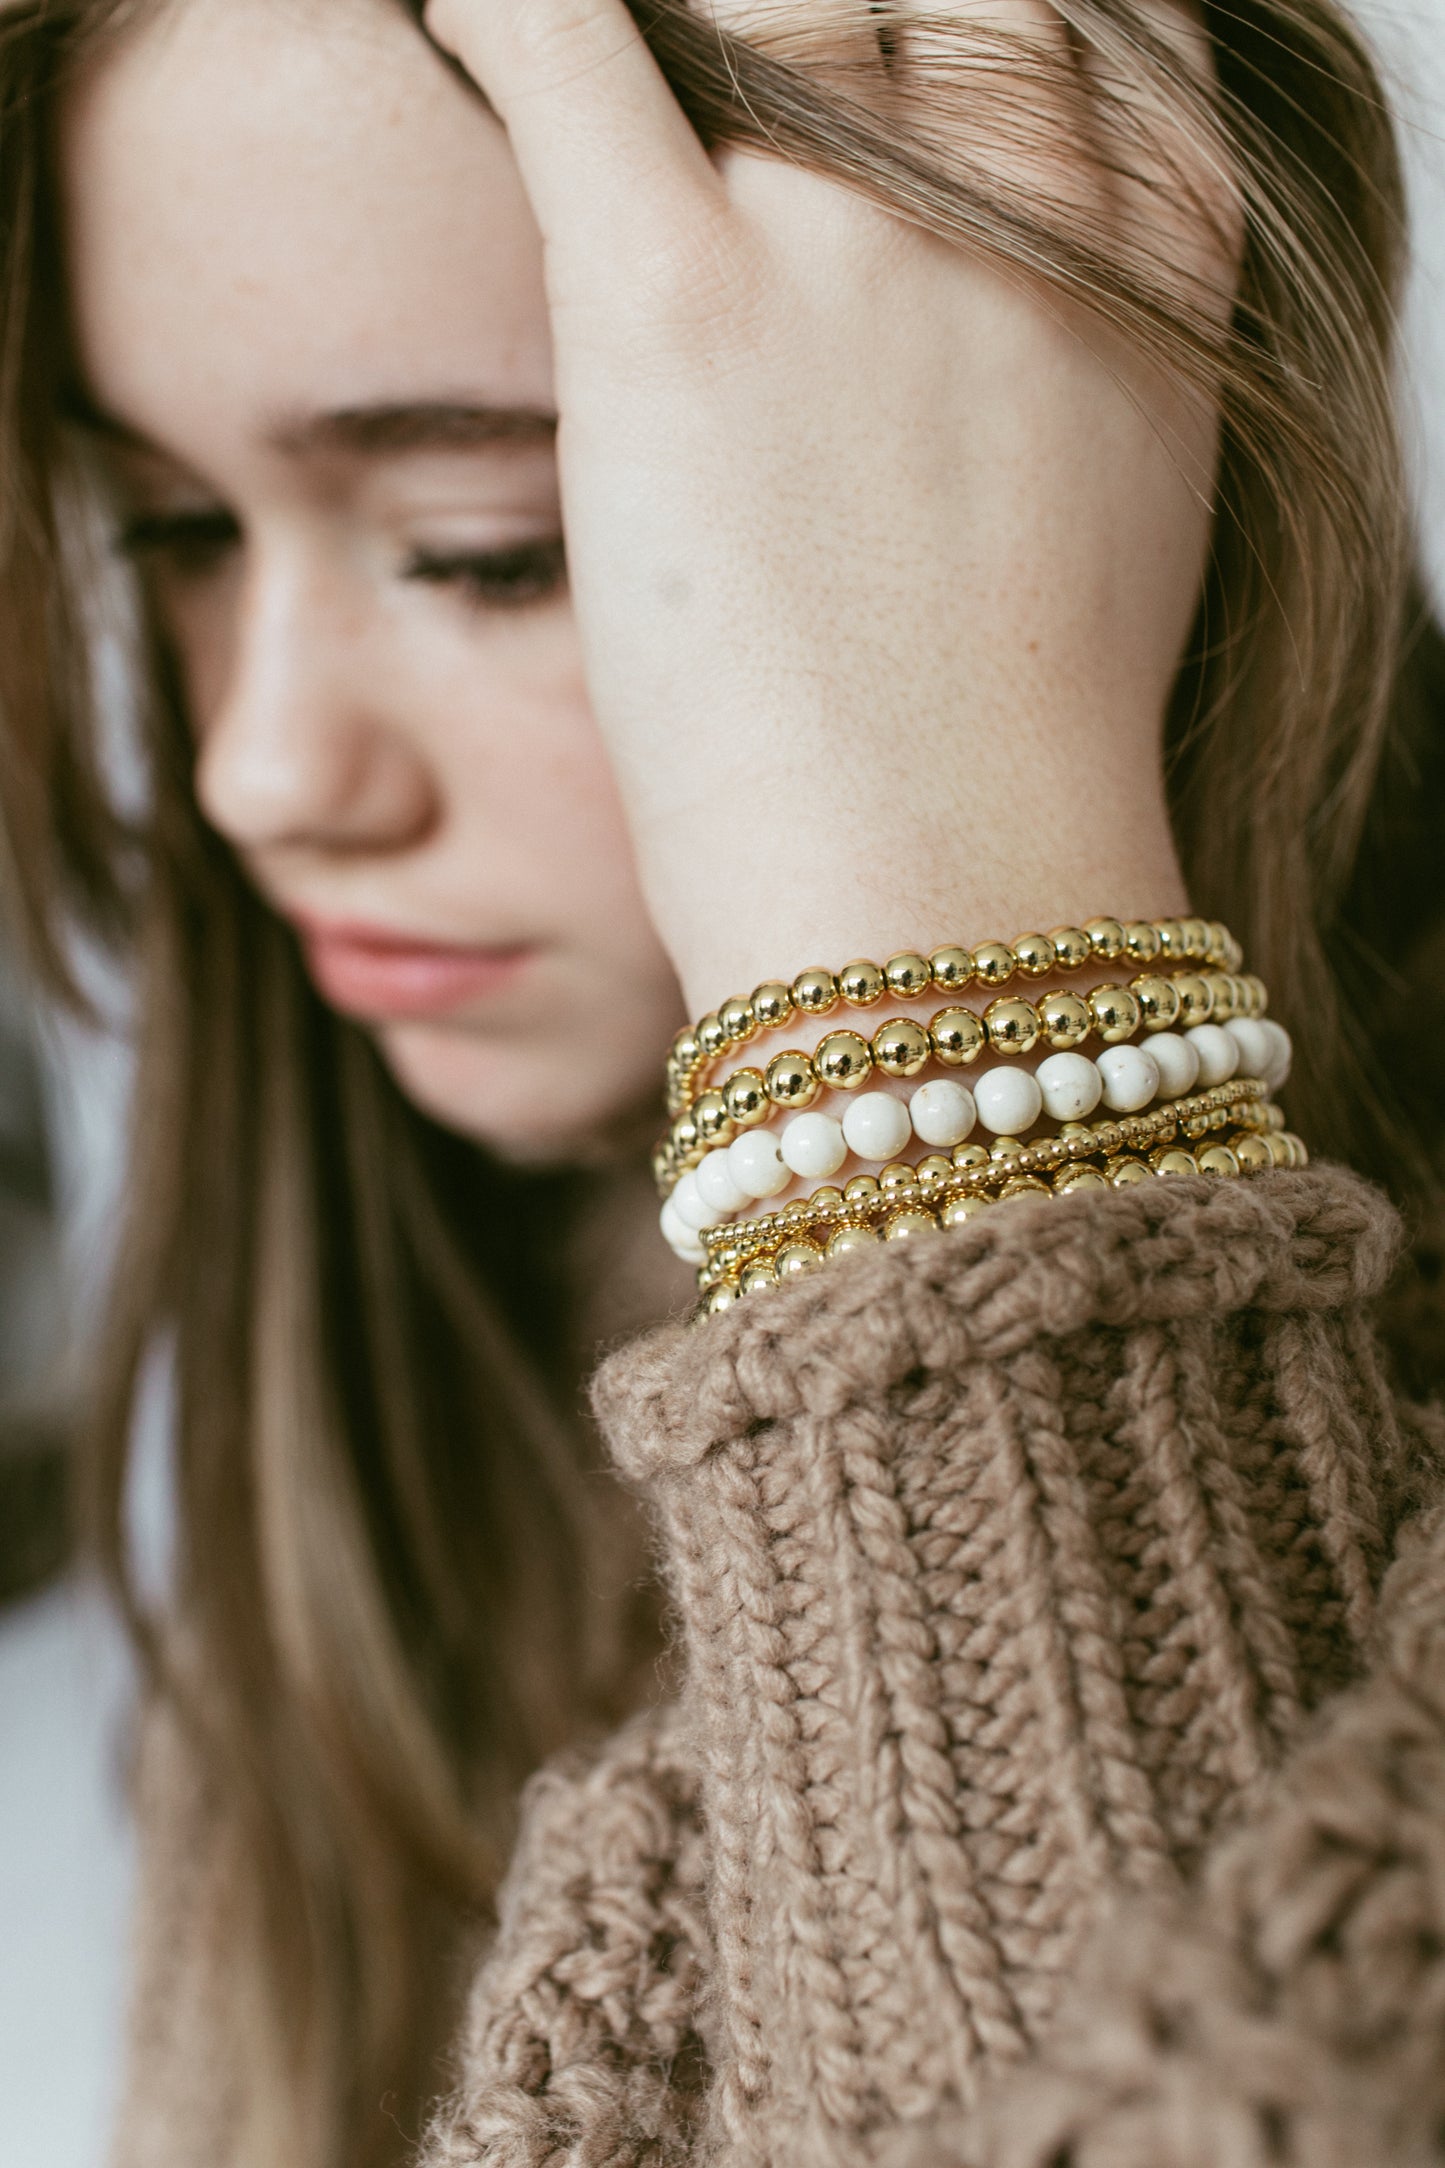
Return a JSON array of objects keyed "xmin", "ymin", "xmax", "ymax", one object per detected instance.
[{"xmin": 422, "ymin": 0, "xmax": 720, "ymax": 255}]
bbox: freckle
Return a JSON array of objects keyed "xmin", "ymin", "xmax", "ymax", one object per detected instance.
[{"xmin": 657, "ymin": 571, "xmax": 693, "ymax": 610}]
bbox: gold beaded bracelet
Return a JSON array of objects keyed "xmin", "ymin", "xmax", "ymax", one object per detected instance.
[
  {"xmin": 655, "ymin": 967, "xmax": 1268, "ymax": 1197},
  {"xmin": 696, "ymin": 1089, "xmax": 1302, "ymax": 1312},
  {"xmin": 666, "ymin": 915, "xmax": 1245, "ymax": 1119}
]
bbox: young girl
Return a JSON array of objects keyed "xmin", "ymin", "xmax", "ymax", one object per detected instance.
[{"xmin": 1, "ymin": 0, "xmax": 1443, "ymax": 2161}]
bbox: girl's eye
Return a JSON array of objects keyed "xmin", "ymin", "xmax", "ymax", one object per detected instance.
[
  {"xmin": 114, "ymin": 507, "xmax": 241, "ymax": 574},
  {"xmin": 401, "ymin": 537, "xmax": 567, "ymax": 610}
]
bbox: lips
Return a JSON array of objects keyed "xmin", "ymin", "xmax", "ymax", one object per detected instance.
[{"xmin": 295, "ymin": 919, "xmax": 533, "ymax": 1020}]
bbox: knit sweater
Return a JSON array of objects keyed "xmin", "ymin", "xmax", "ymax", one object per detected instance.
[{"xmin": 116, "ymin": 1164, "xmax": 1445, "ymax": 2168}]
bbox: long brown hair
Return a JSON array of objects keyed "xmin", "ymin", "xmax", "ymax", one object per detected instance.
[{"xmin": 0, "ymin": 0, "xmax": 1440, "ymax": 2160}]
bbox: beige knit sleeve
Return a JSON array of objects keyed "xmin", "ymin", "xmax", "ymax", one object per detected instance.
[{"xmin": 424, "ymin": 1164, "xmax": 1422, "ymax": 2168}]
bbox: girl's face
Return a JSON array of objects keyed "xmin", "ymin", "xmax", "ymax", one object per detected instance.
[{"xmin": 60, "ymin": 0, "xmax": 685, "ymax": 1164}]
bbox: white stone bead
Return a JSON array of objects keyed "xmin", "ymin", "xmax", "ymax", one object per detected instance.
[
  {"xmin": 842, "ymin": 1091, "xmax": 913, "ymax": 1164},
  {"xmin": 1258, "ymin": 1018, "xmax": 1293, "ymax": 1089},
  {"xmin": 697, "ymin": 1146, "xmax": 750, "ymax": 1217},
  {"xmin": 1095, "ymin": 1043, "xmax": 1161, "ymax": 1113},
  {"xmin": 909, "ymin": 1079, "xmax": 976, "ymax": 1148},
  {"xmin": 1186, "ymin": 1022, "xmax": 1239, "ymax": 1088},
  {"xmin": 973, "ymin": 1065, "xmax": 1043, "ymax": 1136},
  {"xmin": 660, "ymin": 1198, "xmax": 705, "ymax": 1262},
  {"xmin": 781, "ymin": 1110, "xmax": 848, "ymax": 1180},
  {"xmin": 1223, "ymin": 1017, "xmax": 1270, "ymax": 1080},
  {"xmin": 671, "ymin": 1167, "xmax": 715, "ymax": 1231},
  {"xmin": 1036, "ymin": 1051, "xmax": 1102, "ymax": 1122},
  {"xmin": 728, "ymin": 1127, "xmax": 791, "ymax": 1199},
  {"xmin": 1146, "ymin": 1032, "xmax": 1200, "ymax": 1100}
]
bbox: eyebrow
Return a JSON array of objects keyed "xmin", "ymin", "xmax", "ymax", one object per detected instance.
[{"xmin": 64, "ymin": 395, "xmax": 557, "ymax": 462}]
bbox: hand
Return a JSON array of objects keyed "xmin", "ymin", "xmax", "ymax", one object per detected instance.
[{"xmin": 422, "ymin": 0, "xmax": 1227, "ymax": 1015}]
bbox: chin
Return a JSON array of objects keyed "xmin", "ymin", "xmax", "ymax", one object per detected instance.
[{"xmin": 376, "ymin": 1018, "xmax": 659, "ymax": 1170}]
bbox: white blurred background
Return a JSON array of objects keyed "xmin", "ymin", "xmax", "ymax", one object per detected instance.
[{"xmin": 1, "ymin": 6, "xmax": 1443, "ymax": 2163}]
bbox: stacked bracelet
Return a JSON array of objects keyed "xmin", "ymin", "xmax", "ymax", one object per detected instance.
[{"xmin": 666, "ymin": 916, "xmax": 1245, "ymax": 1118}]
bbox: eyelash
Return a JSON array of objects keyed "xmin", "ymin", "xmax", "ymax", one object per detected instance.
[{"xmin": 113, "ymin": 514, "xmax": 568, "ymax": 610}]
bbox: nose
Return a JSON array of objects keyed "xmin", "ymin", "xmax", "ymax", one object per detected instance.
[{"xmin": 193, "ymin": 550, "xmax": 438, "ymax": 857}]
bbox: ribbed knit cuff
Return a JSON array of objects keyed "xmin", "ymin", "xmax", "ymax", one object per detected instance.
[{"xmin": 591, "ymin": 1168, "xmax": 1407, "ymax": 2163}]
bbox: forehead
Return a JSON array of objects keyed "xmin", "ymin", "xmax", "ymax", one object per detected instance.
[{"xmin": 58, "ymin": 0, "xmax": 552, "ymax": 461}]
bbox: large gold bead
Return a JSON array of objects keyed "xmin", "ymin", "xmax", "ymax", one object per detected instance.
[
  {"xmin": 1154, "ymin": 919, "xmax": 1187, "ymax": 960},
  {"xmin": 872, "ymin": 1017, "xmax": 932, "ymax": 1077},
  {"xmin": 1123, "ymin": 920, "xmax": 1162, "ymax": 965},
  {"xmin": 815, "ymin": 1030, "xmax": 873, "ymax": 1092},
  {"xmin": 791, "ymin": 968, "xmax": 839, "ymax": 1016},
  {"xmin": 952, "ymin": 1142, "xmax": 992, "ymax": 1171},
  {"xmin": 1173, "ymin": 973, "xmax": 1214, "ymax": 1027},
  {"xmin": 1038, "ymin": 989, "xmax": 1092, "ymax": 1050},
  {"xmin": 844, "ymin": 1174, "xmax": 881, "ymax": 1207},
  {"xmin": 1083, "ymin": 917, "xmax": 1125, "ymax": 958},
  {"xmin": 1196, "ymin": 1142, "xmax": 1240, "ymax": 1178},
  {"xmin": 972, "ymin": 941, "xmax": 1018, "ymax": 988},
  {"xmin": 916, "ymin": 1154, "xmax": 954, "ymax": 1189},
  {"xmin": 724, "ymin": 1067, "xmax": 770, "ymax": 1127},
  {"xmin": 751, "ymin": 981, "xmax": 794, "ymax": 1030},
  {"xmin": 878, "ymin": 1162, "xmax": 919, "ymax": 1195},
  {"xmin": 1130, "ymin": 974, "xmax": 1181, "ymax": 1031},
  {"xmin": 697, "ymin": 1011, "xmax": 727, "ymax": 1058},
  {"xmin": 989, "ymin": 1135, "xmax": 1025, "ymax": 1162},
  {"xmin": 809, "ymin": 1185, "xmax": 846, "ymax": 1217},
  {"xmin": 1206, "ymin": 922, "xmax": 1230, "ymax": 966},
  {"xmin": 1106, "ymin": 1156, "xmax": 1151, "ymax": 1185},
  {"xmin": 883, "ymin": 951, "xmax": 932, "ymax": 999},
  {"xmin": 765, "ymin": 1051, "xmax": 820, "ymax": 1108},
  {"xmin": 739, "ymin": 1262, "xmax": 776, "ymax": 1297},
  {"xmin": 1049, "ymin": 925, "xmax": 1092, "ymax": 970},
  {"xmin": 839, "ymin": 959, "xmax": 886, "ymax": 1008},
  {"xmin": 1013, "ymin": 932, "xmax": 1057, "ymax": 978},
  {"xmin": 884, "ymin": 1208, "xmax": 937, "ymax": 1241},
  {"xmin": 929, "ymin": 945, "xmax": 974, "ymax": 991},
  {"xmin": 705, "ymin": 1284, "xmax": 740, "ymax": 1315},
  {"xmin": 940, "ymin": 1194, "xmax": 992, "ymax": 1226},
  {"xmin": 827, "ymin": 1223, "xmax": 880, "ymax": 1258},
  {"xmin": 672, "ymin": 1112, "xmax": 700, "ymax": 1157},
  {"xmin": 775, "ymin": 1240, "xmax": 824, "ymax": 1279},
  {"xmin": 693, "ymin": 1089, "xmax": 732, "ymax": 1143},
  {"xmin": 984, "ymin": 995, "xmax": 1041, "ymax": 1055},
  {"xmin": 1182, "ymin": 917, "xmax": 1212, "ymax": 959},
  {"xmin": 1206, "ymin": 973, "xmax": 1237, "ymax": 1022},
  {"xmin": 999, "ymin": 1174, "xmax": 1050, "ymax": 1200},
  {"xmin": 1233, "ymin": 1132, "xmax": 1272, "ymax": 1174},
  {"xmin": 1265, "ymin": 1129, "xmax": 1293, "ymax": 1167},
  {"xmin": 1055, "ymin": 1165, "xmax": 1108, "ymax": 1193},
  {"xmin": 1088, "ymin": 984, "xmax": 1141, "ymax": 1043},
  {"xmin": 1150, "ymin": 1147, "xmax": 1198, "ymax": 1178},
  {"xmin": 931, "ymin": 1008, "xmax": 986, "ymax": 1066},
  {"xmin": 718, "ymin": 997, "xmax": 756, "ymax": 1044},
  {"xmin": 652, "ymin": 1145, "xmax": 676, "ymax": 1189},
  {"xmin": 1283, "ymin": 1132, "xmax": 1309, "ymax": 1166},
  {"xmin": 672, "ymin": 1029, "xmax": 701, "ymax": 1070}
]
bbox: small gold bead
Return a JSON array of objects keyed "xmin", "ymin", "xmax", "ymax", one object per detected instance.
[
  {"xmin": 916, "ymin": 1154, "xmax": 953, "ymax": 1188},
  {"xmin": 739, "ymin": 1262, "xmax": 776, "ymax": 1297},
  {"xmin": 1106, "ymin": 1156, "xmax": 1151, "ymax": 1186},
  {"xmin": 929, "ymin": 945, "xmax": 974, "ymax": 991},
  {"xmin": 1151, "ymin": 1147, "xmax": 1198, "ymax": 1178},
  {"xmin": 1055, "ymin": 1166, "xmax": 1108, "ymax": 1193},
  {"xmin": 1122, "ymin": 920, "xmax": 1162, "ymax": 965},
  {"xmin": 827, "ymin": 1223, "xmax": 880, "ymax": 1258},
  {"xmin": 878, "ymin": 1162, "xmax": 918, "ymax": 1195},
  {"xmin": 672, "ymin": 1112, "xmax": 700, "ymax": 1157},
  {"xmin": 1130, "ymin": 974, "xmax": 1181, "ymax": 1032},
  {"xmin": 1155, "ymin": 919, "xmax": 1187, "ymax": 960},
  {"xmin": 706, "ymin": 1284, "xmax": 740, "ymax": 1315},
  {"xmin": 1049, "ymin": 926, "xmax": 1092, "ymax": 970},
  {"xmin": 750, "ymin": 981, "xmax": 794, "ymax": 1030},
  {"xmin": 697, "ymin": 1011, "xmax": 727, "ymax": 1058},
  {"xmin": 1084, "ymin": 917, "xmax": 1125, "ymax": 959},
  {"xmin": 775, "ymin": 1240, "xmax": 824, "ymax": 1279},
  {"xmin": 1088, "ymin": 984, "xmax": 1142, "ymax": 1043},
  {"xmin": 972, "ymin": 941, "xmax": 1018, "ymax": 988},
  {"xmin": 940, "ymin": 1194, "xmax": 993, "ymax": 1226},
  {"xmin": 1095, "ymin": 1122, "xmax": 1123, "ymax": 1155},
  {"xmin": 718, "ymin": 997, "xmax": 756, "ymax": 1044},
  {"xmin": 883, "ymin": 951, "xmax": 932, "ymax": 999},
  {"xmin": 1012, "ymin": 932, "xmax": 1057, "ymax": 978},
  {"xmin": 984, "ymin": 995, "xmax": 1041, "ymax": 1056},
  {"xmin": 693, "ymin": 1090, "xmax": 731, "ymax": 1143},
  {"xmin": 814, "ymin": 1029, "xmax": 873, "ymax": 1093},
  {"xmin": 989, "ymin": 1135, "xmax": 1026, "ymax": 1163},
  {"xmin": 930, "ymin": 1008, "xmax": 986, "ymax": 1067},
  {"xmin": 1038, "ymin": 989, "xmax": 1092, "ymax": 1051},
  {"xmin": 838, "ymin": 959, "xmax": 886, "ymax": 1008},
  {"xmin": 872, "ymin": 1017, "xmax": 932, "ymax": 1078},
  {"xmin": 1173, "ymin": 973, "xmax": 1214, "ymax": 1028},
  {"xmin": 765, "ymin": 1051, "xmax": 820, "ymax": 1109},
  {"xmin": 791, "ymin": 968, "xmax": 840, "ymax": 1016},
  {"xmin": 724, "ymin": 1068, "xmax": 770, "ymax": 1128},
  {"xmin": 1233, "ymin": 1133, "xmax": 1272, "ymax": 1174},
  {"xmin": 884, "ymin": 1208, "xmax": 937, "ymax": 1241},
  {"xmin": 672, "ymin": 1029, "xmax": 701, "ymax": 1070},
  {"xmin": 1197, "ymin": 1143, "xmax": 1240, "ymax": 1178}
]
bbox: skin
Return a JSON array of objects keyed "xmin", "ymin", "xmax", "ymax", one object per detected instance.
[{"xmin": 62, "ymin": 0, "xmax": 1228, "ymax": 1173}]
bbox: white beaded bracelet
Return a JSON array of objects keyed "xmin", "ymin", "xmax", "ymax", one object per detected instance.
[{"xmin": 660, "ymin": 1016, "xmax": 1293, "ymax": 1260}]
